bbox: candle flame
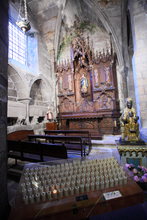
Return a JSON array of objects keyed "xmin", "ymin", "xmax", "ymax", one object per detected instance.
[{"xmin": 53, "ymin": 189, "xmax": 57, "ymax": 194}]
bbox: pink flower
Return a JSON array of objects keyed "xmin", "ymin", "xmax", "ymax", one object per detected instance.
[
  {"xmin": 125, "ymin": 163, "xmax": 133, "ymax": 169},
  {"xmin": 134, "ymin": 176, "xmax": 140, "ymax": 182},
  {"xmin": 125, "ymin": 163, "xmax": 130, "ymax": 168},
  {"xmin": 142, "ymin": 175, "xmax": 147, "ymax": 182},
  {"xmin": 132, "ymin": 168, "xmax": 138, "ymax": 174}
]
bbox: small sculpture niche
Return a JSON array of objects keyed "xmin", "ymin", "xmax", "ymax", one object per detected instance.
[
  {"xmin": 80, "ymin": 73, "xmax": 88, "ymax": 96},
  {"xmin": 93, "ymin": 68, "xmax": 99, "ymax": 87}
]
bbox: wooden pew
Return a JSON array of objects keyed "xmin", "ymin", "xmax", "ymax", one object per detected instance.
[
  {"xmin": 44, "ymin": 130, "xmax": 92, "ymax": 155},
  {"xmin": 44, "ymin": 130, "xmax": 92, "ymax": 153},
  {"xmin": 7, "ymin": 140, "xmax": 67, "ymax": 163},
  {"xmin": 28, "ymin": 134, "xmax": 86, "ymax": 157},
  {"xmin": 7, "ymin": 130, "xmax": 34, "ymax": 141}
]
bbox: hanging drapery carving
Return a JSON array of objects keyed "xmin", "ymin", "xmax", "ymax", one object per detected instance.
[{"xmin": 56, "ymin": 30, "xmax": 120, "ymax": 137}]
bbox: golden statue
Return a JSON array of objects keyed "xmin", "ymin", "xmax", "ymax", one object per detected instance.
[{"xmin": 120, "ymin": 98, "xmax": 139, "ymax": 142}]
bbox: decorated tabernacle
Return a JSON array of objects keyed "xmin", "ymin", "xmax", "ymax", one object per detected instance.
[
  {"xmin": 9, "ymin": 158, "xmax": 144, "ymax": 220},
  {"xmin": 117, "ymin": 145, "xmax": 147, "ymax": 168},
  {"xmin": 56, "ymin": 23, "xmax": 120, "ymax": 138}
]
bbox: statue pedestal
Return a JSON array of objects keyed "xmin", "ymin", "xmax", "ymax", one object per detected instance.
[
  {"xmin": 117, "ymin": 138, "xmax": 146, "ymax": 145},
  {"xmin": 117, "ymin": 145, "xmax": 147, "ymax": 168}
]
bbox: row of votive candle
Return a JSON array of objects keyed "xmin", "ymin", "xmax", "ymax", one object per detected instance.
[{"xmin": 21, "ymin": 158, "xmax": 128, "ymax": 204}]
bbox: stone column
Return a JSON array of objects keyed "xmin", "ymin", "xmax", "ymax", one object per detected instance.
[
  {"xmin": 116, "ymin": 65, "xmax": 128, "ymax": 110},
  {"xmin": 129, "ymin": 0, "xmax": 147, "ymax": 140},
  {"xmin": 0, "ymin": 0, "xmax": 9, "ymax": 219},
  {"xmin": 18, "ymin": 98, "xmax": 32, "ymax": 124}
]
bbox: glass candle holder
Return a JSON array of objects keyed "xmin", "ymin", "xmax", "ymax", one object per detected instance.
[
  {"xmin": 90, "ymin": 182, "xmax": 95, "ymax": 191},
  {"xmin": 114, "ymin": 178, "xmax": 119, "ymax": 186},
  {"xmin": 28, "ymin": 187, "xmax": 33, "ymax": 196},
  {"xmin": 66, "ymin": 182, "xmax": 71, "ymax": 188},
  {"xmin": 62, "ymin": 177, "xmax": 66, "ymax": 182},
  {"xmin": 58, "ymin": 189, "xmax": 63, "ymax": 198},
  {"xmin": 64, "ymin": 187, "xmax": 69, "ymax": 197},
  {"xmin": 39, "ymin": 186, "xmax": 44, "ymax": 193},
  {"xmin": 45, "ymin": 185, "xmax": 49, "ymax": 192},
  {"xmin": 21, "ymin": 183, "xmax": 26, "ymax": 190},
  {"xmin": 42, "ymin": 180, "xmax": 47, "ymax": 186},
  {"xmin": 95, "ymin": 181, "xmax": 99, "ymax": 190},
  {"xmin": 110, "ymin": 179, "xmax": 114, "ymax": 187},
  {"xmin": 85, "ymin": 183, "xmax": 90, "ymax": 192},
  {"xmin": 123, "ymin": 176, "xmax": 127, "ymax": 184},
  {"xmin": 74, "ymin": 186, "xmax": 79, "ymax": 194},
  {"xmin": 71, "ymin": 181, "xmax": 75, "ymax": 188},
  {"xmin": 29, "ymin": 194, "xmax": 34, "ymax": 204},
  {"xmin": 100, "ymin": 181, "xmax": 105, "ymax": 189},
  {"xmin": 55, "ymin": 183, "xmax": 60, "ymax": 190},
  {"xmin": 25, "ymin": 177, "xmax": 30, "ymax": 182},
  {"xmin": 47, "ymin": 179, "xmax": 51, "ymax": 185},
  {"xmin": 67, "ymin": 176, "xmax": 71, "ymax": 182},
  {"xmin": 33, "ymin": 185, "xmax": 38, "ymax": 193},
  {"xmin": 76, "ymin": 180, "xmax": 80, "ymax": 186},
  {"xmin": 46, "ymin": 191, "xmax": 52, "ymax": 200},
  {"xmin": 41, "ymin": 192, "xmax": 46, "ymax": 202},
  {"xmin": 52, "ymin": 189, "xmax": 58, "ymax": 199},
  {"xmin": 91, "ymin": 177, "xmax": 95, "ymax": 182},
  {"xmin": 61, "ymin": 182, "xmax": 65, "ymax": 189},
  {"xmin": 23, "ymin": 195, "xmax": 29, "ymax": 204},
  {"xmin": 105, "ymin": 180, "xmax": 109, "ymax": 188},
  {"xmin": 80, "ymin": 184, "xmax": 85, "ymax": 193},
  {"xmin": 26, "ymin": 182, "xmax": 31, "ymax": 189},
  {"xmin": 81, "ymin": 178, "xmax": 85, "ymax": 184},
  {"xmin": 86, "ymin": 177, "xmax": 91, "ymax": 184},
  {"xmin": 69, "ymin": 187, "xmax": 74, "ymax": 196},
  {"xmin": 22, "ymin": 188, "xmax": 27, "ymax": 197}
]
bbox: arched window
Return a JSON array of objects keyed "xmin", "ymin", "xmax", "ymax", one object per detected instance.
[{"xmin": 8, "ymin": 20, "xmax": 27, "ymax": 65}]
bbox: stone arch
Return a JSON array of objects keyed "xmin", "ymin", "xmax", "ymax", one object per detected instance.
[
  {"xmin": 29, "ymin": 77, "xmax": 50, "ymax": 106},
  {"xmin": 8, "ymin": 65, "xmax": 29, "ymax": 99},
  {"xmin": 83, "ymin": 0, "xmax": 124, "ymax": 67}
]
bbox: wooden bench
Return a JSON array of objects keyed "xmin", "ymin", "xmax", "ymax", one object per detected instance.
[
  {"xmin": 44, "ymin": 130, "xmax": 92, "ymax": 154},
  {"xmin": 8, "ymin": 140, "xmax": 67, "ymax": 164},
  {"xmin": 28, "ymin": 134, "xmax": 86, "ymax": 157},
  {"xmin": 7, "ymin": 130, "xmax": 34, "ymax": 141}
]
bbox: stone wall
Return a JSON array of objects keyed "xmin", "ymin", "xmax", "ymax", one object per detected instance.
[
  {"xmin": 129, "ymin": 0, "xmax": 147, "ymax": 140},
  {"xmin": 0, "ymin": 0, "xmax": 9, "ymax": 218},
  {"xmin": 7, "ymin": 1, "xmax": 56, "ymax": 127}
]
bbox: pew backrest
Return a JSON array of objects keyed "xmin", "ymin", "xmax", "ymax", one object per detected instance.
[
  {"xmin": 7, "ymin": 140, "xmax": 67, "ymax": 161},
  {"xmin": 7, "ymin": 130, "xmax": 34, "ymax": 141}
]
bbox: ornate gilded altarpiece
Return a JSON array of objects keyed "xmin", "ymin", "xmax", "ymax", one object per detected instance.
[{"xmin": 56, "ymin": 33, "xmax": 120, "ymax": 138}]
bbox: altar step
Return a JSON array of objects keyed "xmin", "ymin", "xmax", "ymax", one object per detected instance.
[
  {"xmin": 91, "ymin": 135, "xmax": 103, "ymax": 140},
  {"xmin": 92, "ymin": 134, "xmax": 121, "ymax": 145}
]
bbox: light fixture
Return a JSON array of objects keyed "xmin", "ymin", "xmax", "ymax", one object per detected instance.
[{"xmin": 16, "ymin": 0, "xmax": 31, "ymax": 32}]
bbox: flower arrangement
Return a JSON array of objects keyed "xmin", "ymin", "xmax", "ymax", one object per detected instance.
[{"xmin": 125, "ymin": 163, "xmax": 147, "ymax": 183}]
